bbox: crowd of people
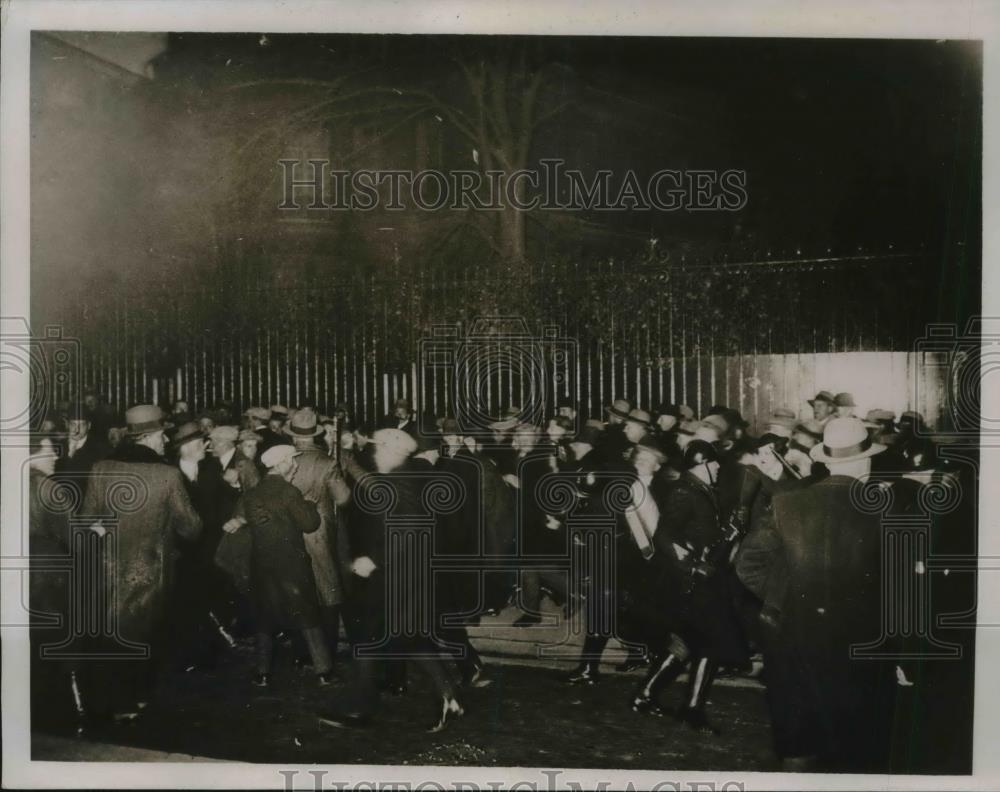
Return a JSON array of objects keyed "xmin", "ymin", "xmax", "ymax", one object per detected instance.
[{"xmin": 26, "ymin": 385, "xmax": 964, "ymax": 769}]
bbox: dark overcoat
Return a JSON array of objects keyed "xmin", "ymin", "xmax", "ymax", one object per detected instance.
[
  {"xmin": 236, "ymin": 473, "xmax": 322, "ymax": 631},
  {"xmin": 653, "ymin": 472, "xmax": 748, "ymax": 664},
  {"xmin": 760, "ymin": 474, "xmax": 896, "ymax": 767},
  {"xmin": 80, "ymin": 444, "xmax": 202, "ymax": 647}
]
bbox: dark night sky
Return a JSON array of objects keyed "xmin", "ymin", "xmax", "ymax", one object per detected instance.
[{"xmin": 150, "ymin": 33, "xmax": 981, "ymax": 260}]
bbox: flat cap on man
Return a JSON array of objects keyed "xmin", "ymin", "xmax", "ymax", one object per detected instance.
[
  {"xmin": 261, "ymin": 444, "xmax": 300, "ymax": 468},
  {"xmin": 209, "ymin": 425, "xmax": 239, "ymax": 444}
]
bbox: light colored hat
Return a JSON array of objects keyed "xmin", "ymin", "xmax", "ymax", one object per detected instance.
[
  {"xmin": 209, "ymin": 425, "xmax": 239, "ymax": 444},
  {"xmin": 261, "ymin": 444, "xmax": 301, "ymax": 468},
  {"xmin": 678, "ymin": 405, "xmax": 696, "ymax": 420},
  {"xmin": 633, "ymin": 442, "xmax": 666, "ymax": 465},
  {"xmin": 372, "ymin": 428, "xmax": 418, "ymax": 456},
  {"xmin": 766, "ymin": 407, "xmax": 798, "ymax": 437},
  {"xmin": 626, "ymin": 408, "xmax": 653, "ymax": 427},
  {"xmin": 809, "ymin": 417, "xmax": 885, "ymax": 464},
  {"xmin": 125, "ymin": 405, "xmax": 167, "ymax": 437},
  {"xmin": 488, "ymin": 406, "xmax": 522, "ymax": 432},
  {"xmin": 284, "ymin": 407, "xmax": 323, "ymax": 437},
  {"xmin": 605, "ymin": 399, "xmax": 632, "ymax": 421},
  {"xmin": 238, "ymin": 429, "xmax": 263, "ymax": 443},
  {"xmin": 244, "ymin": 406, "xmax": 270, "ymax": 422}
]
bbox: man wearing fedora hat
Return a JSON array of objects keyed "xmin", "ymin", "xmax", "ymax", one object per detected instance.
[
  {"xmin": 808, "ymin": 391, "xmax": 836, "ymax": 425},
  {"xmin": 54, "ymin": 402, "xmax": 110, "ymax": 497},
  {"xmin": 833, "ymin": 392, "xmax": 857, "ymax": 419},
  {"xmin": 259, "ymin": 405, "xmax": 292, "ymax": 453},
  {"xmin": 379, "ymin": 397, "xmax": 418, "ymax": 438},
  {"xmin": 284, "ymin": 407, "xmax": 352, "ymax": 665},
  {"xmin": 79, "ymin": 405, "xmax": 202, "ymax": 721},
  {"xmin": 595, "ymin": 399, "xmax": 633, "ymax": 468},
  {"xmin": 751, "ymin": 416, "xmax": 896, "ymax": 770}
]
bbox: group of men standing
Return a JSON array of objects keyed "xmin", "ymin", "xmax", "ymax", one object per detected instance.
[{"xmin": 26, "ymin": 386, "xmax": 968, "ymax": 770}]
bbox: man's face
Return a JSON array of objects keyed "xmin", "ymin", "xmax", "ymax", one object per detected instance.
[
  {"xmin": 268, "ymin": 418, "xmax": 284, "ymax": 433},
  {"xmin": 443, "ymin": 433, "xmax": 462, "ymax": 450},
  {"xmin": 394, "ymin": 405, "xmax": 409, "ymax": 420},
  {"xmin": 146, "ymin": 430, "xmax": 166, "ymax": 457},
  {"xmin": 812, "ymin": 400, "xmax": 833, "ymax": 420},
  {"xmin": 239, "ymin": 439, "xmax": 258, "ymax": 459},
  {"xmin": 211, "ymin": 440, "xmax": 234, "ymax": 459},
  {"xmin": 67, "ymin": 419, "xmax": 90, "ymax": 440},
  {"xmin": 199, "ymin": 417, "xmax": 216, "ymax": 434},
  {"xmin": 657, "ymin": 415, "xmax": 677, "ymax": 432},
  {"xmin": 835, "ymin": 405, "xmax": 854, "ymax": 418},
  {"xmin": 633, "ymin": 449, "xmax": 661, "ymax": 477},
  {"xmin": 31, "ymin": 438, "xmax": 58, "ymax": 476},
  {"xmin": 83, "ymin": 395, "xmax": 97, "ymax": 411},
  {"xmin": 624, "ymin": 421, "xmax": 646, "ymax": 444},
  {"xmin": 557, "ymin": 406, "xmax": 576, "ymax": 421},
  {"xmin": 608, "ymin": 413, "xmax": 624, "ymax": 426},
  {"xmin": 513, "ymin": 431, "xmax": 536, "ymax": 453},
  {"xmin": 181, "ymin": 437, "xmax": 207, "ymax": 463}
]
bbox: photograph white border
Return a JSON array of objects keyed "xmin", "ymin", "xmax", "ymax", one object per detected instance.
[{"xmin": 3, "ymin": 0, "xmax": 998, "ymax": 788}]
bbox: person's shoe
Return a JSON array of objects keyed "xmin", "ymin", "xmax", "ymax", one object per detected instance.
[
  {"xmin": 462, "ymin": 662, "xmax": 492, "ymax": 689},
  {"xmin": 566, "ymin": 663, "xmax": 601, "ymax": 686},
  {"xmin": 251, "ymin": 673, "xmax": 272, "ymax": 689},
  {"xmin": 678, "ymin": 707, "xmax": 720, "ymax": 735},
  {"xmin": 631, "ymin": 693, "xmax": 665, "ymax": 716},
  {"xmin": 317, "ymin": 671, "xmax": 336, "ymax": 686},
  {"xmin": 111, "ymin": 710, "xmax": 141, "ymax": 723},
  {"xmin": 513, "ymin": 612, "xmax": 542, "ymax": 627},
  {"xmin": 317, "ymin": 710, "xmax": 372, "ymax": 729},
  {"xmin": 428, "ymin": 696, "xmax": 464, "ymax": 733},
  {"xmin": 293, "ymin": 656, "xmax": 313, "ymax": 670}
]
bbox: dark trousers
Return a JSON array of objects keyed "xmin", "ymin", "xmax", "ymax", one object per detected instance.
[{"xmin": 256, "ymin": 626, "xmax": 333, "ymax": 675}]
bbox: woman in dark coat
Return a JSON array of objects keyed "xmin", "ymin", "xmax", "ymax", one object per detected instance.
[
  {"xmin": 227, "ymin": 444, "xmax": 333, "ymax": 687},
  {"xmin": 633, "ymin": 440, "xmax": 748, "ymax": 733}
]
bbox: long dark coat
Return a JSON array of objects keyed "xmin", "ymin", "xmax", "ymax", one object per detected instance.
[
  {"xmin": 236, "ymin": 473, "xmax": 322, "ymax": 631},
  {"xmin": 760, "ymin": 474, "xmax": 896, "ymax": 767},
  {"xmin": 436, "ymin": 448, "xmax": 485, "ymax": 619},
  {"xmin": 54, "ymin": 432, "xmax": 110, "ymax": 500},
  {"xmin": 653, "ymin": 472, "xmax": 748, "ymax": 665},
  {"xmin": 80, "ymin": 444, "xmax": 202, "ymax": 647}
]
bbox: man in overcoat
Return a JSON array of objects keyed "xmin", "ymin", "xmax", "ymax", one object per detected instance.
[
  {"xmin": 752, "ymin": 417, "xmax": 896, "ymax": 770},
  {"xmin": 79, "ymin": 405, "xmax": 202, "ymax": 720},
  {"xmin": 224, "ymin": 443, "xmax": 334, "ymax": 687}
]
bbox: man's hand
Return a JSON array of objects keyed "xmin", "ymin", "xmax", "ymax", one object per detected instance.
[
  {"xmin": 87, "ymin": 521, "xmax": 107, "ymax": 538},
  {"xmin": 502, "ymin": 474, "xmax": 520, "ymax": 489},
  {"xmin": 222, "ymin": 517, "xmax": 246, "ymax": 534},
  {"xmin": 222, "ymin": 468, "xmax": 241, "ymax": 489},
  {"xmin": 352, "ymin": 556, "xmax": 377, "ymax": 578},
  {"xmin": 545, "ymin": 515, "xmax": 561, "ymax": 531},
  {"xmin": 672, "ymin": 542, "xmax": 690, "ymax": 561}
]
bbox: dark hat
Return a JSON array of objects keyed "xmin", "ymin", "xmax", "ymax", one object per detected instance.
[
  {"xmin": 721, "ymin": 408, "xmax": 749, "ymax": 429},
  {"xmin": 440, "ymin": 417, "xmax": 462, "ymax": 435},
  {"xmin": 64, "ymin": 403, "xmax": 90, "ymax": 421},
  {"xmin": 573, "ymin": 425, "xmax": 603, "ymax": 446},
  {"xmin": 393, "ymin": 397, "xmax": 411, "ymax": 410},
  {"xmin": 548, "ymin": 415, "xmax": 574, "ymax": 433},
  {"xmin": 752, "ymin": 432, "xmax": 790, "ymax": 454},
  {"xmin": 683, "ymin": 439, "xmax": 720, "ymax": 470},
  {"xmin": 556, "ymin": 395, "xmax": 575, "ymax": 409},
  {"xmin": 834, "ymin": 392, "xmax": 856, "ymax": 408},
  {"xmin": 808, "ymin": 390, "xmax": 835, "ymax": 406},
  {"xmin": 625, "ymin": 408, "xmax": 653, "ymax": 428},
  {"xmin": 171, "ymin": 421, "xmax": 203, "ymax": 448},
  {"xmin": 269, "ymin": 404, "xmax": 289, "ymax": 422},
  {"xmin": 705, "ymin": 404, "xmax": 729, "ymax": 417},
  {"xmin": 125, "ymin": 405, "xmax": 167, "ymax": 437}
]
